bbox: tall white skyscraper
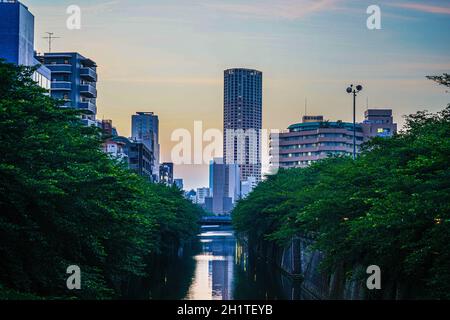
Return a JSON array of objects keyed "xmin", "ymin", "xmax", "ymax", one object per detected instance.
[{"xmin": 223, "ymin": 68, "xmax": 262, "ymax": 183}]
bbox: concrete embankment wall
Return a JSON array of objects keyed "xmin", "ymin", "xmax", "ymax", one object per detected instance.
[
  {"xmin": 270, "ymin": 237, "xmax": 418, "ymax": 299},
  {"xmin": 244, "ymin": 234, "xmax": 417, "ymax": 300},
  {"xmin": 253, "ymin": 237, "xmax": 367, "ymax": 300}
]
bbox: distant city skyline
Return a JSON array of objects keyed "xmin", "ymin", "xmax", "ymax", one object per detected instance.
[{"xmin": 19, "ymin": 0, "xmax": 450, "ymax": 189}]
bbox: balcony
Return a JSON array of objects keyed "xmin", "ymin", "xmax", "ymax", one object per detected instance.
[
  {"xmin": 47, "ymin": 65, "xmax": 72, "ymax": 73},
  {"xmin": 80, "ymin": 118, "xmax": 98, "ymax": 127},
  {"xmin": 79, "ymin": 84, "xmax": 97, "ymax": 98},
  {"xmin": 80, "ymin": 67, "xmax": 97, "ymax": 82},
  {"xmin": 51, "ymin": 81, "xmax": 72, "ymax": 91},
  {"xmin": 279, "ymin": 155, "xmax": 323, "ymax": 162},
  {"xmin": 78, "ymin": 101, "xmax": 97, "ymax": 115}
]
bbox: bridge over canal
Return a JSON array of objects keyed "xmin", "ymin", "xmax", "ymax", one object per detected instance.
[{"xmin": 199, "ymin": 216, "xmax": 232, "ymax": 225}]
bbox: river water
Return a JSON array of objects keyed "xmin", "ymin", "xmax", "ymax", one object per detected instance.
[{"xmin": 135, "ymin": 225, "xmax": 309, "ymax": 300}]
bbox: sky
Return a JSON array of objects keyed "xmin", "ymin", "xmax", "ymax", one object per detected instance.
[{"xmin": 21, "ymin": 0, "xmax": 450, "ymax": 190}]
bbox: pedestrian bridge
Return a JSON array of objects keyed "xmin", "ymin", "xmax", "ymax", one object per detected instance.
[{"xmin": 200, "ymin": 216, "xmax": 232, "ymax": 225}]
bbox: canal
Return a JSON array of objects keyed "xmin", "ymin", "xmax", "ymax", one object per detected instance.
[{"xmin": 129, "ymin": 225, "xmax": 313, "ymax": 300}]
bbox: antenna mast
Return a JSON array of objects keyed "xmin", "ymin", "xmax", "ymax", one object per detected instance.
[
  {"xmin": 43, "ymin": 32, "xmax": 61, "ymax": 53},
  {"xmin": 304, "ymin": 98, "xmax": 308, "ymax": 116}
]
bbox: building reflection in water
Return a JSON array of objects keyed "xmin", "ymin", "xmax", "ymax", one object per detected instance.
[
  {"xmin": 184, "ymin": 225, "xmax": 309, "ymax": 300},
  {"xmin": 186, "ymin": 226, "xmax": 235, "ymax": 300}
]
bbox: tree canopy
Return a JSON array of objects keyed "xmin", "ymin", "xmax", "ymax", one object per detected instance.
[
  {"xmin": 0, "ymin": 60, "xmax": 202, "ymax": 299},
  {"xmin": 233, "ymin": 76, "xmax": 450, "ymax": 299}
]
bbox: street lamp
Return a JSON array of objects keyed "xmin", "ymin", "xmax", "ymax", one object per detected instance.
[{"xmin": 346, "ymin": 84, "xmax": 363, "ymax": 160}]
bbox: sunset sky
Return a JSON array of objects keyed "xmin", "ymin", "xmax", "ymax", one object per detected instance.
[{"xmin": 22, "ymin": 0, "xmax": 450, "ymax": 189}]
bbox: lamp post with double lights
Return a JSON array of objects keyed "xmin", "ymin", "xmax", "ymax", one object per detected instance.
[{"xmin": 346, "ymin": 84, "xmax": 363, "ymax": 160}]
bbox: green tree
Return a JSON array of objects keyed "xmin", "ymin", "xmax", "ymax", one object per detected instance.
[
  {"xmin": 0, "ymin": 60, "xmax": 202, "ymax": 299},
  {"xmin": 233, "ymin": 75, "xmax": 450, "ymax": 299}
]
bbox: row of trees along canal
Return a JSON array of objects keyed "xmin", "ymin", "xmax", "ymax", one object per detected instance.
[
  {"xmin": 232, "ymin": 74, "xmax": 450, "ymax": 300},
  {"xmin": 0, "ymin": 60, "xmax": 203, "ymax": 299}
]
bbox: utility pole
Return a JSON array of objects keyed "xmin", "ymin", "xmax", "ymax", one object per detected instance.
[
  {"xmin": 43, "ymin": 32, "xmax": 60, "ymax": 53},
  {"xmin": 346, "ymin": 84, "xmax": 363, "ymax": 160},
  {"xmin": 353, "ymin": 92, "xmax": 356, "ymax": 159}
]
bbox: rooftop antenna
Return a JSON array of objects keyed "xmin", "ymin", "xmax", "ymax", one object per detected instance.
[
  {"xmin": 304, "ymin": 97, "xmax": 308, "ymax": 116},
  {"xmin": 43, "ymin": 32, "xmax": 60, "ymax": 53},
  {"xmin": 366, "ymin": 97, "xmax": 369, "ymax": 111}
]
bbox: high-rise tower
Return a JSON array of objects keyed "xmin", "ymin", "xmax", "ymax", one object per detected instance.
[
  {"xmin": 223, "ymin": 68, "xmax": 262, "ymax": 182},
  {"xmin": 0, "ymin": 0, "xmax": 51, "ymax": 90},
  {"xmin": 132, "ymin": 112, "xmax": 160, "ymax": 182}
]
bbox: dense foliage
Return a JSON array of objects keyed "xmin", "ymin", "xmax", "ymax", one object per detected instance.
[
  {"xmin": 0, "ymin": 61, "xmax": 202, "ymax": 299},
  {"xmin": 233, "ymin": 79, "xmax": 450, "ymax": 299}
]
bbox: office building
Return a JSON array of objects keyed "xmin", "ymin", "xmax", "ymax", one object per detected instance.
[
  {"xmin": 112, "ymin": 136, "xmax": 156, "ymax": 182},
  {"xmin": 195, "ymin": 187, "xmax": 211, "ymax": 205},
  {"xmin": 273, "ymin": 115, "xmax": 364, "ymax": 169},
  {"xmin": 223, "ymin": 68, "xmax": 262, "ymax": 183},
  {"xmin": 272, "ymin": 109, "xmax": 397, "ymax": 169},
  {"xmin": 38, "ymin": 52, "xmax": 98, "ymax": 126},
  {"xmin": 174, "ymin": 179, "xmax": 184, "ymax": 190},
  {"xmin": 0, "ymin": 0, "xmax": 51, "ymax": 89},
  {"xmin": 160, "ymin": 162, "xmax": 174, "ymax": 186},
  {"xmin": 132, "ymin": 112, "xmax": 160, "ymax": 181},
  {"xmin": 206, "ymin": 158, "xmax": 233, "ymax": 215},
  {"xmin": 361, "ymin": 109, "xmax": 397, "ymax": 140}
]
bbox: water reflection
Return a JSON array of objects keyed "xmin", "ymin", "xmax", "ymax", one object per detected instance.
[
  {"xmin": 184, "ymin": 225, "xmax": 308, "ymax": 300},
  {"xmin": 134, "ymin": 225, "xmax": 310, "ymax": 300},
  {"xmin": 186, "ymin": 226, "xmax": 235, "ymax": 300}
]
